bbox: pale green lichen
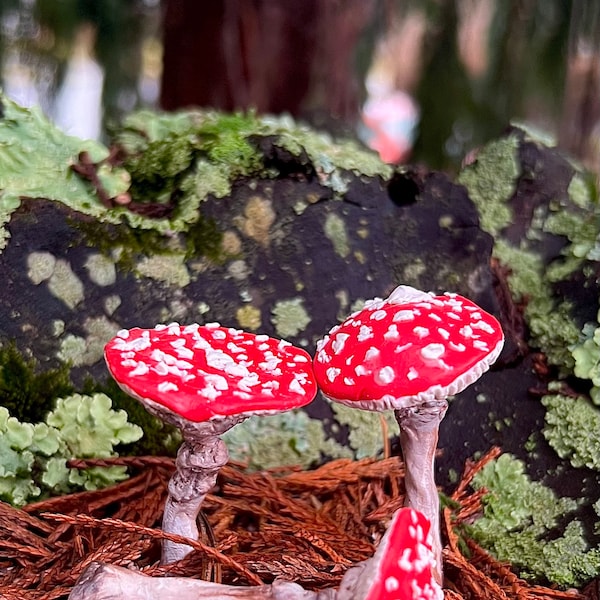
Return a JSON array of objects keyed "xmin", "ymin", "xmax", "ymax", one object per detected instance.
[
  {"xmin": 136, "ymin": 253, "xmax": 190, "ymax": 287},
  {"xmin": 51, "ymin": 320, "xmax": 65, "ymax": 337},
  {"xmin": 457, "ymin": 134, "xmax": 520, "ymax": 236},
  {"xmin": 26, "ymin": 251, "xmax": 57, "ymax": 284},
  {"xmin": 331, "ymin": 403, "xmax": 399, "ymax": 459},
  {"xmin": 47, "ymin": 259, "xmax": 85, "ymax": 310},
  {"xmin": 84, "ymin": 253, "xmax": 117, "ymax": 287},
  {"xmin": 494, "ymin": 239, "xmax": 580, "ymax": 368},
  {"xmin": 470, "ymin": 453, "xmax": 599, "ymax": 587},
  {"xmin": 57, "ymin": 316, "xmax": 120, "ymax": 367},
  {"xmin": 541, "ymin": 393, "xmax": 600, "ymax": 470},
  {"xmin": 568, "ymin": 172, "xmax": 597, "ymax": 210},
  {"xmin": 324, "ymin": 212, "xmax": 350, "ymax": 258},
  {"xmin": 238, "ymin": 195, "xmax": 276, "ymax": 248},
  {"xmin": 0, "ymin": 97, "xmax": 391, "ymax": 259},
  {"xmin": 57, "ymin": 334, "xmax": 87, "ymax": 365},
  {"xmin": 103, "ymin": 294, "xmax": 122, "ymax": 316},
  {"xmin": 0, "ymin": 395, "xmax": 142, "ymax": 506},
  {"xmin": 223, "ymin": 410, "xmax": 351, "ymax": 469},
  {"xmin": 271, "ymin": 298, "xmax": 311, "ymax": 338},
  {"xmin": 236, "ymin": 305, "xmax": 262, "ymax": 330}
]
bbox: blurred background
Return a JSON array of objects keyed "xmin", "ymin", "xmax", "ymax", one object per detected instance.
[{"xmin": 0, "ymin": 0, "xmax": 597, "ymax": 174}]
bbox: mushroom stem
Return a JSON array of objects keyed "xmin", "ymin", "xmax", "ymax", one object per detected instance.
[
  {"xmin": 161, "ymin": 433, "xmax": 229, "ymax": 564},
  {"xmin": 394, "ymin": 399, "xmax": 448, "ymax": 585},
  {"xmin": 69, "ymin": 562, "xmax": 336, "ymax": 600}
]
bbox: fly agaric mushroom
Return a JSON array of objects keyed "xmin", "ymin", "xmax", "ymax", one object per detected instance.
[
  {"xmin": 104, "ymin": 322, "xmax": 317, "ymax": 564},
  {"xmin": 338, "ymin": 507, "xmax": 443, "ymax": 600},
  {"xmin": 313, "ymin": 285, "xmax": 504, "ymax": 583},
  {"xmin": 69, "ymin": 507, "xmax": 441, "ymax": 600}
]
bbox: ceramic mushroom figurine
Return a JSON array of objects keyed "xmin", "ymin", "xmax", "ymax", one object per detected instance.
[
  {"xmin": 313, "ymin": 285, "xmax": 504, "ymax": 584},
  {"xmin": 104, "ymin": 322, "xmax": 317, "ymax": 564},
  {"xmin": 338, "ymin": 507, "xmax": 442, "ymax": 600},
  {"xmin": 69, "ymin": 507, "xmax": 441, "ymax": 600}
]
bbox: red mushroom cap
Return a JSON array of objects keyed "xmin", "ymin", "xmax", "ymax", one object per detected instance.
[
  {"xmin": 104, "ymin": 323, "xmax": 317, "ymax": 422},
  {"xmin": 314, "ymin": 285, "xmax": 504, "ymax": 410},
  {"xmin": 359, "ymin": 507, "xmax": 443, "ymax": 600}
]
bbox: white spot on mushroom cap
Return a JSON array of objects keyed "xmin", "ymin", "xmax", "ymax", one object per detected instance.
[
  {"xmin": 387, "ymin": 285, "xmax": 433, "ymax": 305},
  {"xmin": 365, "ymin": 347, "xmax": 380, "ymax": 361},
  {"xmin": 393, "ymin": 309, "xmax": 415, "ymax": 322},
  {"xmin": 375, "ymin": 366, "xmax": 395, "ymax": 385},
  {"xmin": 395, "ymin": 342, "xmax": 413, "ymax": 353},
  {"xmin": 413, "ymin": 326, "xmax": 429, "ymax": 338},
  {"xmin": 327, "ymin": 367, "xmax": 341, "ymax": 382},
  {"xmin": 358, "ymin": 325, "xmax": 373, "ymax": 342},
  {"xmin": 459, "ymin": 325, "xmax": 473, "ymax": 338},
  {"xmin": 289, "ymin": 379, "xmax": 305, "ymax": 394},
  {"xmin": 332, "ymin": 333, "xmax": 350, "ymax": 354},
  {"xmin": 449, "ymin": 341, "xmax": 466, "ymax": 352},
  {"xmin": 407, "ymin": 367, "xmax": 419, "ymax": 380},
  {"xmin": 421, "ymin": 343, "xmax": 445, "ymax": 360},
  {"xmin": 384, "ymin": 324, "xmax": 399, "ymax": 340},
  {"xmin": 130, "ymin": 362, "xmax": 149, "ymax": 376},
  {"xmin": 385, "ymin": 576, "xmax": 400, "ymax": 592},
  {"xmin": 473, "ymin": 320, "xmax": 495, "ymax": 334},
  {"xmin": 158, "ymin": 381, "xmax": 178, "ymax": 393},
  {"xmin": 437, "ymin": 328, "xmax": 450, "ymax": 340},
  {"xmin": 370, "ymin": 309, "xmax": 387, "ymax": 321}
]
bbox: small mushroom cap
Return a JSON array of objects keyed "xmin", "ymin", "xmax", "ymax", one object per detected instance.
[
  {"xmin": 314, "ymin": 285, "xmax": 504, "ymax": 411},
  {"xmin": 105, "ymin": 323, "xmax": 317, "ymax": 422},
  {"xmin": 357, "ymin": 507, "xmax": 443, "ymax": 600}
]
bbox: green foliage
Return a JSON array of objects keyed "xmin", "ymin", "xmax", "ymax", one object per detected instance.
[
  {"xmin": 456, "ymin": 135, "xmax": 521, "ymax": 236},
  {"xmin": 81, "ymin": 377, "xmax": 180, "ymax": 457},
  {"xmin": 541, "ymin": 393, "xmax": 600, "ymax": 470},
  {"xmin": 470, "ymin": 454, "xmax": 600, "ymax": 587},
  {"xmin": 0, "ymin": 394, "xmax": 142, "ymax": 506},
  {"xmin": 0, "ymin": 94, "xmax": 129, "ymax": 250},
  {"xmin": 125, "ymin": 133, "xmax": 195, "ymax": 204},
  {"xmin": 0, "ymin": 342, "xmax": 74, "ymax": 422}
]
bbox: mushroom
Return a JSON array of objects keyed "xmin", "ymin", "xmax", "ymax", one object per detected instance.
[
  {"xmin": 338, "ymin": 507, "xmax": 443, "ymax": 600},
  {"xmin": 104, "ymin": 322, "xmax": 317, "ymax": 564},
  {"xmin": 313, "ymin": 285, "xmax": 504, "ymax": 583},
  {"xmin": 69, "ymin": 508, "xmax": 441, "ymax": 600}
]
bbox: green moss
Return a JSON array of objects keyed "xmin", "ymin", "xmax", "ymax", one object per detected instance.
[
  {"xmin": 223, "ymin": 410, "xmax": 351, "ymax": 469},
  {"xmin": 541, "ymin": 393, "xmax": 600, "ymax": 470},
  {"xmin": 470, "ymin": 453, "xmax": 599, "ymax": 587},
  {"xmin": 0, "ymin": 343, "xmax": 74, "ymax": 423},
  {"xmin": 331, "ymin": 404, "xmax": 399, "ymax": 459},
  {"xmin": 494, "ymin": 240, "xmax": 580, "ymax": 368},
  {"xmin": 457, "ymin": 134, "xmax": 521, "ymax": 236},
  {"xmin": 81, "ymin": 377, "xmax": 180, "ymax": 456}
]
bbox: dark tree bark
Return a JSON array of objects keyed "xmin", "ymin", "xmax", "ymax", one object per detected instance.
[{"xmin": 160, "ymin": 0, "xmax": 375, "ymax": 120}]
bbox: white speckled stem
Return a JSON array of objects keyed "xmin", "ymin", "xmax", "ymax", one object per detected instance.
[
  {"xmin": 394, "ymin": 400, "xmax": 448, "ymax": 586},
  {"xmin": 161, "ymin": 434, "xmax": 229, "ymax": 564}
]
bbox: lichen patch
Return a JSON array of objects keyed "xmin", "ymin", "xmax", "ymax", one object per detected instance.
[
  {"xmin": 85, "ymin": 254, "xmax": 117, "ymax": 287},
  {"xmin": 271, "ymin": 298, "xmax": 311, "ymax": 339},
  {"xmin": 239, "ymin": 196, "xmax": 276, "ymax": 248},
  {"xmin": 47, "ymin": 260, "xmax": 85, "ymax": 310},
  {"xmin": 27, "ymin": 251, "xmax": 57, "ymax": 285}
]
